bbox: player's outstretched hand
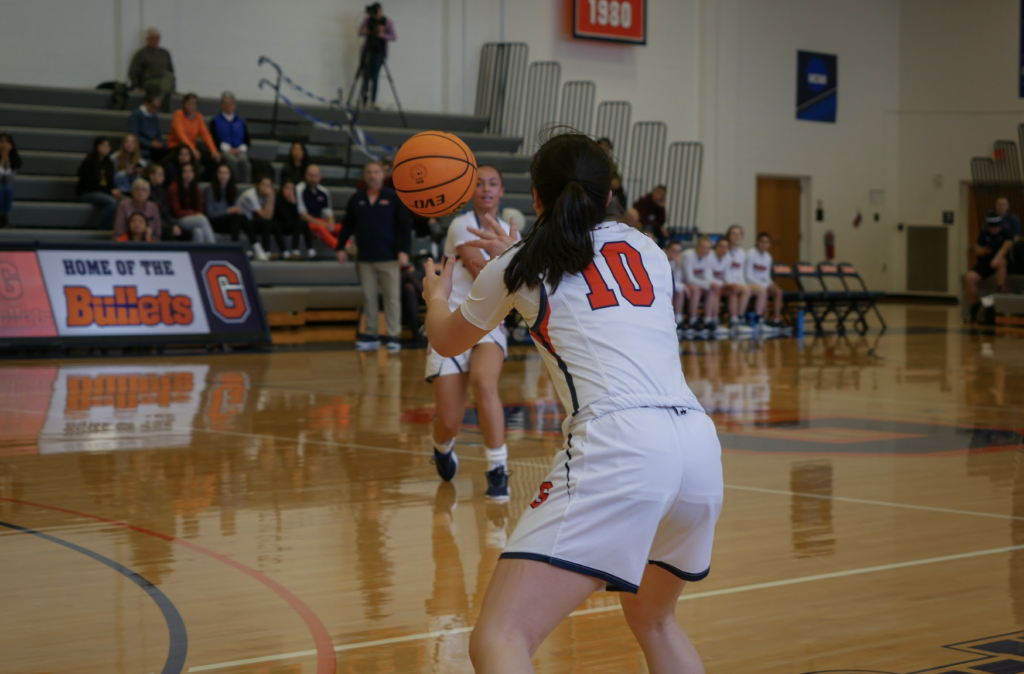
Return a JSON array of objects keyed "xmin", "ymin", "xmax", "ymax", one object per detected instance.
[
  {"xmin": 423, "ymin": 255, "xmax": 456, "ymax": 305},
  {"xmin": 465, "ymin": 213, "xmax": 519, "ymax": 258}
]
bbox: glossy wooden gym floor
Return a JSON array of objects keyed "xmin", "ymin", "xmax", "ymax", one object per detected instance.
[{"xmin": 2, "ymin": 305, "xmax": 1023, "ymax": 674}]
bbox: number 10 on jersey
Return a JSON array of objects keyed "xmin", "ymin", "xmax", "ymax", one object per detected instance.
[{"xmin": 573, "ymin": 0, "xmax": 647, "ymax": 44}]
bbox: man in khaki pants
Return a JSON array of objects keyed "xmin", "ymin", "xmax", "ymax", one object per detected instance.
[{"xmin": 336, "ymin": 162, "xmax": 412, "ymax": 351}]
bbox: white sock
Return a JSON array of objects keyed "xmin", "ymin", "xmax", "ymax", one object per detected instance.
[
  {"xmin": 674, "ymin": 312, "xmax": 684, "ymax": 324},
  {"xmin": 486, "ymin": 444, "xmax": 508, "ymax": 471},
  {"xmin": 433, "ymin": 436, "xmax": 455, "ymax": 455}
]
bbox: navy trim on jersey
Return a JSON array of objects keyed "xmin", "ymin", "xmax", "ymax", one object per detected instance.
[
  {"xmin": 649, "ymin": 560, "xmax": 711, "ymax": 582},
  {"xmin": 451, "ymin": 357, "xmax": 463, "ymax": 373},
  {"xmin": 564, "ymin": 434, "xmax": 573, "ymax": 502},
  {"xmin": 499, "ymin": 552, "xmax": 640, "ymax": 594},
  {"xmin": 528, "ymin": 285, "xmax": 581, "ymax": 414}
]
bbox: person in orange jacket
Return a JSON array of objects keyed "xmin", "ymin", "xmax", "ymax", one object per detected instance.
[{"xmin": 167, "ymin": 93, "xmax": 220, "ymax": 177}]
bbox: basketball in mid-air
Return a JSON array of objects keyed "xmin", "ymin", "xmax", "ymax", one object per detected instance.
[{"xmin": 392, "ymin": 131, "xmax": 478, "ymax": 218}]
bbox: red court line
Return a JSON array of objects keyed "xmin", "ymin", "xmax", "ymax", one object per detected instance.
[{"xmin": 0, "ymin": 497, "xmax": 335, "ymax": 674}]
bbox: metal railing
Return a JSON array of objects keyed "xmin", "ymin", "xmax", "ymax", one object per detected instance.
[
  {"xmin": 624, "ymin": 121, "xmax": 667, "ymax": 207},
  {"xmin": 594, "ymin": 101, "xmax": 632, "ymax": 162},
  {"xmin": 475, "ymin": 42, "xmax": 529, "ymax": 136},
  {"xmin": 665, "ymin": 142, "xmax": 703, "ymax": 234},
  {"xmin": 518, "ymin": 62, "xmax": 561, "ymax": 155},
  {"xmin": 559, "ymin": 81, "xmax": 596, "ymax": 135}
]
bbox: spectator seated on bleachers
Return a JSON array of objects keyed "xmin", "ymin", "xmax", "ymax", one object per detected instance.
[
  {"xmin": 112, "ymin": 179, "xmax": 161, "ymax": 241},
  {"xmin": 279, "ymin": 142, "xmax": 310, "ymax": 186},
  {"xmin": 167, "ymin": 161, "xmax": 215, "ymax": 243},
  {"xmin": 76, "ymin": 136, "xmax": 121, "ymax": 230},
  {"xmin": 204, "ymin": 163, "xmax": 255, "ymax": 248},
  {"xmin": 633, "ymin": 185, "xmax": 668, "ymax": 247},
  {"xmin": 129, "ymin": 92, "xmax": 167, "ymax": 161},
  {"xmin": 167, "ymin": 93, "xmax": 220, "ymax": 177},
  {"xmin": 163, "ymin": 145, "xmax": 195, "ymax": 186},
  {"xmin": 141, "ymin": 163, "xmax": 172, "ymax": 232},
  {"xmin": 112, "ymin": 133, "xmax": 147, "ymax": 194},
  {"xmin": 208, "ymin": 92, "xmax": 251, "ymax": 184},
  {"xmin": 275, "ymin": 179, "xmax": 315, "ymax": 260},
  {"xmin": 0, "ymin": 132, "xmax": 22, "ymax": 228},
  {"xmin": 239, "ymin": 174, "xmax": 288, "ymax": 261},
  {"xmin": 129, "ymin": 28, "xmax": 175, "ymax": 107},
  {"xmin": 993, "ymin": 196, "xmax": 1024, "ymax": 274},
  {"xmin": 965, "ymin": 211, "xmax": 1014, "ymax": 321},
  {"xmin": 297, "ymin": 164, "xmax": 340, "ymax": 249},
  {"xmin": 117, "ymin": 211, "xmax": 155, "ymax": 243}
]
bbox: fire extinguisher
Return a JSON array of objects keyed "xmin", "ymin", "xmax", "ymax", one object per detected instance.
[{"xmin": 824, "ymin": 230, "xmax": 835, "ymax": 260}]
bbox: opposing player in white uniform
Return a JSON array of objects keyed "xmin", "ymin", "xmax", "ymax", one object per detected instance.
[
  {"xmin": 723, "ymin": 225, "xmax": 754, "ymax": 334},
  {"xmin": 681, "ymin": 236, "xmax": 720, "ymax": 337},
  {"xmin": 666, "ymin": 240, "xmax": 686, "ymax": 326},
  {"xmin": 745, "ymin": 231, "xmax": 789, "ymax": 334},
  {"xmin": 422, "ymin": 134, "xmax": 723, "ymax": 674},
  {"xmin": 709, "ymin": 238, "xmax": 734, "ymax": 338},
  {"xmin": 426, "ymin": 166, "xmax": 514, "ymax": 500}
]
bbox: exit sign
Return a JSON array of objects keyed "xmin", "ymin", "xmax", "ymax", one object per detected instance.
[{"xmin": 573, "ymin": 0, "xmax": 647, "ymax": 45}]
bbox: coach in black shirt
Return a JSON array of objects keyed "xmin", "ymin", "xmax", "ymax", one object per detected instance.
[{"xmin": 336, "ymin": 161, "xmax": 412, "ymax": 351}]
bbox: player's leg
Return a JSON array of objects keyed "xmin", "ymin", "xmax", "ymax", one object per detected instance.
[
  {"xmin": 686, "ymin": 284, "xmax": 701, "ymax": 324},
  {"xmin": 469, "ymin": 342, "xmax": 509, "ymax": 500},
  {"xmin": 751, "ymin": 283, "xmax": 767, "ymax": 318},
  {"xmin": 620, "ymin": 565, "xmax": 704, "ymax": 674},
  {"xmin": 965, "ymin": 269, "xmax": 981, "ymax": 305},
  {"xmin": 469, "ymin": 559, "xmax": 604, "ymax": 674},
  {"xmin": 995, "ymin": 257, "xmax": 1009, "ymax": 291},
  {"xmin": 431, "ymin": 370, "xmax": 469, "ymax": 481},
  {"xmin": 768, "ymin": 284, "xmax": 784, "ymax": 323},
  {"xmin": 673, "ymin": 285, "xmax": 686, "ymax": 325}
]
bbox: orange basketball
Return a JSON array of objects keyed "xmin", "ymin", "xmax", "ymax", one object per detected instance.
[{"xmin": 392, "ymin": 131, "xmax": 478, "ymax": 218}]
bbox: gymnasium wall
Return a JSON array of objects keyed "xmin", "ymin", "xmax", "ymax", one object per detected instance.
[
  {"xmin": 897, "ymin": 0, "xmax": 1024, "ymax": 291},
  {"xmin": 700, "ymin": 0, "xmax": 902, "ymax": 293}
]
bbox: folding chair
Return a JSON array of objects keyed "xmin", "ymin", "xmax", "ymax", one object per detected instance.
[
  {"xmin": 771, "ymin": 263, "xmax": 818, "ymax": 333},
  {"xmin": 793, "ymin": 262, "xmax": 836, "ymax": 335},
  {"xmin": 837, "ymin": 262, "xmax": 887, "ymax": 333},
  {"xmin": 816, "ymin": 262, "xmax": 856, "ymax": 334}
]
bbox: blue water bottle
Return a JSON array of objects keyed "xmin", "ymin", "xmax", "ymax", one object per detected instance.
[{"xmin": 796, "ymin": 309, "xmax": 805, "ymax": 339}]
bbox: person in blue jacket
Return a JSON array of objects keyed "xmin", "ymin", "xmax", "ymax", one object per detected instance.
[{"xmin": 208, "ymin": 92, "xmax": 251, "ymax": 184}]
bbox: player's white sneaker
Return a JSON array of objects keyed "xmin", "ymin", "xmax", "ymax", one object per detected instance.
[{"xmin": 734, "ymin": 322, "xmax": 754, "ymax": 336}]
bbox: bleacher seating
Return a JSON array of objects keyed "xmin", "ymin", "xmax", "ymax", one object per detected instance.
[{"xmin": 0, "ymin": 82, "xmax": 535, "ymax": 320}]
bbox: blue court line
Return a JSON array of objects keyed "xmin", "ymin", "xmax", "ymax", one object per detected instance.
[{"xmin": 0, "ymin": 519, "xmax": 188, "ymax": 674}]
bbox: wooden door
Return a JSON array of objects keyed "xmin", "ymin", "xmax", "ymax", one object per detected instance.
[{"xmin": 756, "ymin": 178, "xmax": 803, "ymax": 266}]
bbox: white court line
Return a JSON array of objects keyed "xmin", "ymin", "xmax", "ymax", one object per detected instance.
[
  {"xmin": 187, "ymin": 542, "xmax": 1024, "ymax": 672},
  {"xmin": 724, "ymin": 484, "xmax": 1024, "ymax": 521}
]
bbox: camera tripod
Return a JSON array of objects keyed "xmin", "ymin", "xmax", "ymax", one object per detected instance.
[{"xmin": 346, "ymin": 50, "xmax": 408, "ymax": 129}]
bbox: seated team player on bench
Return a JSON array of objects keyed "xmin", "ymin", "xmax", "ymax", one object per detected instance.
[
  {"xmin": 682, "ymin": 235, "xmax": 723, "ymax": 337},
  {"xmin": 746, "ymin": 232, "xmax": 790, "ymax": 334},
  {"xmin": 965, "ymin": 210, "xmax": 1014, "ymax": 321},
  {"xmin": 666, "ymin": 241, "xmax": 686, "ymax": 326},
  {"xmin": 712, "ymin": 235, "xmax": 754, "ymax": 335}
]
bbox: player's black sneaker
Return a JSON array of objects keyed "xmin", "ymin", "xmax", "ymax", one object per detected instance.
[
  {"xmin": 431, "ymin": 448, "xmax": 459, "ymax": 481},
  {"xmin": 485, "ymin": 465, "xmax": 510, "ymax": 502}
]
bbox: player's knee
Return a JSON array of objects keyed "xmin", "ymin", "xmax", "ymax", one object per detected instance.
[
  {"xmin": 470, "ymin": 373, "xmax": 499, "ymax": 402},
  {"xmin": 435, "ymin": 409, "xmax": 462, "ymax": 438},
  {"xmin": 621, "ymin": 596, "xmax": 678, "ymax": 636},
  {"xmin": 469, "ymin": 622, "xmax": 532, "ymax": 665}
]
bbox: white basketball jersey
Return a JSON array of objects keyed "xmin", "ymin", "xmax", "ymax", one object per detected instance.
[
  {"xmin": 724, "ymin": 247, "xmax": 746, "ymax": 285},
  {"xmin": 710, "ymin": 253, "xmax": 728, "ymax": 283},
  {"xmin": 461, "ymin": 221, "xmax": 703, "ymax": 433},
  {"xmin": 445, "ymin": 210, "xmax": 512, "ymax": 311},
  {"xmin": 746, "ymin": 247, "xmax": 773, "ymax": 286}
]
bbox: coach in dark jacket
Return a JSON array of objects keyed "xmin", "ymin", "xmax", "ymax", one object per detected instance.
[{"xmin": 336, "ymin": 161, "xmax": 411, "ymax": 351}]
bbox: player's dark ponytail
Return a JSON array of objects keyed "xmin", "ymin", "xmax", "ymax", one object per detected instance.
[{"xmin": 504, "ymin": 133, "xmax": 612, "ymax": 294}]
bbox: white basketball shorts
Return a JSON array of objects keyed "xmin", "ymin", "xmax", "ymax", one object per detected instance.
[
  {"xmin": 501, "ymin": 406, "xmax": 723, "ymax": 593},
  {"xmin": 424, "ymin": 324, "xmax": 508, "ymax": 382}
]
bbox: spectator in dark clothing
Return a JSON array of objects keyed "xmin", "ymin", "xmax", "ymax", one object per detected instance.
[
  {"xmin": 275, "ymin": 179, "xmax": 315, "ymax": 259},
  {"xmin": 633, "ymin": 185, "xmax": 668, "ymax": 247},
  {"xmin": 279, "ymin": 142, "xmax": 310, "ymax": 185},
  {"xmin": 142, "ymin": 163, "xmax": 173, "ymax": 231},
  {"xmin": 76, "ymin": 136, "xmax": 121, "ymax": 229},
  {"xmin": 167, "ymin": 162, "xmax": 216, "ymax": 243},
  {"xmin": 335, "ymin": 161, "xmax": 411, "ymax": 351},
  {"xmin": 129, "ymin": 28, "xmax": 175, "ymax": 107},
  {"xmin": 163, "ymin": 145, "xmax": 195, "ymax": 185},
  {"xmin": 355, "ymin": 157, "xmax": 394, "ymax": 190},
  {"xmin": 209, "ymin": 92, "xmax": 251, "ymax": 184},
  {"xmin": 112, "ymin": 133, "xmax": 147, "ymax": 194},
  {"xmin": 965, "ymin": 211, "xmax": 1014, "ymax": 320},
  {"xmin": 129, "ymin": 92, "xmax": 167, "ymax": 161},
  {"xmin": 239, "ymin": 174, "xmax": 288, "ymax": 261},
  {"xmin": 358, "ymin": 3, "xmax": 396, "ymax": 109},
  {"xmin": 298, "ymin": 164, "xmax": 340, "ymax": 249},
  {"xmin": 994, "ymin": 196, "xmax": 1024, "ymax": 274},
  {"xmin": 204, "ymin": 163, "xmax": 255, "ymax": 247},
  {"xmin": 598, "ymin": 137, "xmax": 626, "ymax": 211},
  {"xmin": 0, "ymin": 133, "xmax": 22, "ymax": 228}
]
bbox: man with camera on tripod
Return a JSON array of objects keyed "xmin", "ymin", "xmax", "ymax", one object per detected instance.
[{"xmin": 358, "ymin": 3, "xmax": 396, "ymax": 110}]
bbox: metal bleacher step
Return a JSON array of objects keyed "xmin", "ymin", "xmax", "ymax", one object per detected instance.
[
  {"xmin": 19, "ymin": 151, "xmax": 83, "ymax": 177},
  {"xmin": 0, "ymin": 227, "xmax": 112, "ymax": 243},
  {"xmin": 9, "ymin": 202, "xmax": 99, "ymax": 229}
]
